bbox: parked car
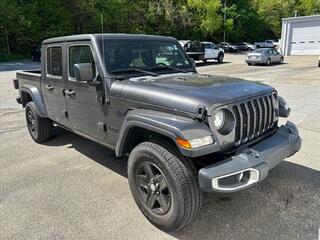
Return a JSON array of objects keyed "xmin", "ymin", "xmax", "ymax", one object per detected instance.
[
  {"xmin": 218, "ymin": 42, "xmax": 238, "ymax": 52},
  {"xmin": 236, "ymin": 42, "xmax": 255, "ymax": 51},
  {"xmin": 254, "ymin": 40, "xmax": 279, "ymax": 48},
  {"xmin": 246, "ymin": 48, "xmax": 284, "ymax": 66},
  {"xmin": 182, "ymin": 40, "xmax": 205, "ymax": 61},
  {"xmin": 31, "ymin": 44, "xmax": 41, "ymax": 61},
  {"xmin": 202, "ymin": 42, "xmax": 224, "ymax": 63},
  {"xmin": 13, "ymin": 34, "xmax": 301, "ymax": 232}
]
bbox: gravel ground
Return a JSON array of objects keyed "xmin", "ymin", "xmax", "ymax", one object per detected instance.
[{"xmin": 1, "ymin": 55, "xmax": 319, "ymax": 240}]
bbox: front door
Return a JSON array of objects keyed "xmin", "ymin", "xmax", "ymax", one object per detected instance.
[
  {"xmin": 211, "ymin": 43, "xmax": 219, "ymax": 58},
  {"xmin": 41, "ymin": 45, "xmax": 69, "ymax": 127},
  {"xmin": 64, "ymin": 43, "xmax": 109, "ymax": 142},
  {"xmin": 204, "ymin": 43, "xmax": 214, "ymax": 59}
]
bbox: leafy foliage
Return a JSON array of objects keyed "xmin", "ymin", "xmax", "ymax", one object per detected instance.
[{"xmin": 0, "ymin": 0, "xmax": 319, "ymax": 57}]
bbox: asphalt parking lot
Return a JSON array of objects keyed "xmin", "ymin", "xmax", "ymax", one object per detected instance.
[{"xmin": 1, "ymin": 54, "xmax": 319, "ymax": 240}]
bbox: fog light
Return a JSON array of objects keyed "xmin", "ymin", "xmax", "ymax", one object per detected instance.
[{"xmin": 237, "ymin": 172, "xmax": 244, "ymax": 182}]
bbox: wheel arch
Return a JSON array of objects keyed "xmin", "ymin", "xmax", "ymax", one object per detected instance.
[
  {"xmin": 115, "ymin": 109, "xmax": 216, "ymax": 158},
  {"xmin": 21, "ymin": 84, "xmax": 48, "ymax": 117}
]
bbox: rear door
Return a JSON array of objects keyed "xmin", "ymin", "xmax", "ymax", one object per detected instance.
[
  {"xmin": 267, "ymin": 49, "xmax": 275, "ymax": 62},
  {"xmin": 65, "ymin": 43, "xmax": 109, "ymax": 141},
  {"xmin": 41, "ymin": 45, "xmax": 69, "ymax": 126}
]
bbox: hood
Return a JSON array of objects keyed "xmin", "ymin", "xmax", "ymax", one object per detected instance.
[{"xmin": 111, "ymin": 74, "xmax": 274, "ymax": 115}]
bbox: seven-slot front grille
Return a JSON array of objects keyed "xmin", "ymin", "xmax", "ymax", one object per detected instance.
[{"xmin": 232, "ymin": 94, "xmax": 275, "ymax": 145}]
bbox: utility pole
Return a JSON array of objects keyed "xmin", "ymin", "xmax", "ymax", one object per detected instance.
[{"xmin": 223, "ymin": 0, "xmax": 226, "ymax": 42}]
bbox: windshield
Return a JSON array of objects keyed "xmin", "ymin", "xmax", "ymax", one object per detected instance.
[{"xmin": 98, "ymin": 39, "xmax": 193, "ymax": 76}]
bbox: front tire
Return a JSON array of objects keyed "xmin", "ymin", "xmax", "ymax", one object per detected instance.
[
  {"xmin": 25, "ymin": 102, "xmax": 53, "ymax": 143},
  {"xmin": 217, "ymin": 53, "xmax": 224, "ymax": 63},
  {"xmin": 128, "ymin": 141, "xmax": 202, "ymax": 232},
  {"xmin": 280, "ymin": 57, "xmax": 284, "ymax": 64}
]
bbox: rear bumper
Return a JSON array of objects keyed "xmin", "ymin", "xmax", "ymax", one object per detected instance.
[
  {"xmin": 198, "ymin": 121, "xmax": 301, "ymax": 193},
  {"xmin": 246, "ymin": 58, "xmax": 265, "ymax": 64}
]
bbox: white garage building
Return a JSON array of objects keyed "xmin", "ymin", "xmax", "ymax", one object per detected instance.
[{"xmin": 280, "ymin": 15, "xmax": 320, "ymax": 55}]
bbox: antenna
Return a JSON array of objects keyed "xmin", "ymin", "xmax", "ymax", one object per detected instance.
[{"xmin": 101, "ymin": 13, "xmax": 105, "ymax": 66}]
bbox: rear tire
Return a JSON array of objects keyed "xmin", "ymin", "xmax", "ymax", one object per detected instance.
[
  {"xmin": 25, "ymin": 102, "xmax": 53, "ymax": 143},
  {"xmin": 128, "ymin": 141, "xmax": 202, "ymax": 232},
  {"xmin": 247, "ymin": 63, "xmax": 252, "ymax": 66}
]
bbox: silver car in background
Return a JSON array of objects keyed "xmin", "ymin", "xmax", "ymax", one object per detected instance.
[{"xmin": 246, "ymin": 48, "xmax": 284, "ymax": 66}]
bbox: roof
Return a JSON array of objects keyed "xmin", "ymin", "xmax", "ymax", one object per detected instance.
[
  {"xmin": 42, "ymin": 33, "xmax": 177, "ymax": 44},
  {"xmin": 282, "ymin": 15, "xmax": 320, "ymax": 22}
]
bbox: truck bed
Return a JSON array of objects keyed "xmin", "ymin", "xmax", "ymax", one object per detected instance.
[
  {"xmin": 16, "ymin": 70, "xmax": 42, "ymax": 94},
  {"xmin": 16, "ymin": 70, "xmax": 41, "ymax": 81}
]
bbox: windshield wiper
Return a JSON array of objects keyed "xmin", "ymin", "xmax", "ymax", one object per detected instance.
[
  {"xmin": 111, "ymin": 68, "xmax": 159, "ymax": 77},
  {"xmin": 148, "ymin": 66, "xmax": 192, "ymax": 73}
]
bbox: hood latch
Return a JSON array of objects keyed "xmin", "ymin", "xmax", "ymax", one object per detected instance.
[{"xmin": 195, "ymin": 105, "xmax": 206, "ymax": 121}]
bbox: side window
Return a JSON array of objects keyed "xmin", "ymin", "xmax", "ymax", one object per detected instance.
[
  {"xmin": 47, "ymin": 47, "xmax": 62, "ymax": 76},
  {"xmin": 204, "ymin": 43, "xmax": 212, "ymax": 49},
  {"xmin": 69, "ymin": 45, "xmax": 95, "ymax": 78}
]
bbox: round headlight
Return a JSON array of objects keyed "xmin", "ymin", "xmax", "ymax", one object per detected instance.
[{"xmin": 214, "ymin": 110, "xmax": 225, "ymax": 130}]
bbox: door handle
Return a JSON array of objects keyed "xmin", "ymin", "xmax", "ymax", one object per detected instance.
[
  {"xmin": 65, "ymin": 89, "xmax": 76, "ymax": 97},
  {"xmin": 46, "ymin": 85, "xmax": 54, "ymax": 91}
]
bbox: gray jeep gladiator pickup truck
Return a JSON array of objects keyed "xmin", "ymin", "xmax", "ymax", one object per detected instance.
[{"xmin": 13, "ymin": 34, "xmax": 301, "ymax": 231}]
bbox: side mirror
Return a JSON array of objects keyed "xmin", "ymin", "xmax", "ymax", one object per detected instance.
[{"xmin": 74, "ymin": 63, "xmax": 95, "ymax": 82}]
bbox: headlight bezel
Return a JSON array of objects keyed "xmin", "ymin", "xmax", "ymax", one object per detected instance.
[{"xmin": 212, "ymin": 108, "xmax": 235, "ymax": 135}]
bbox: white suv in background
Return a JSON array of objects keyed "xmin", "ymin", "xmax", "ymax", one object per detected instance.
[{"xmin": 203, "ymin": 42, "xmax": 224, "ymax": 63}]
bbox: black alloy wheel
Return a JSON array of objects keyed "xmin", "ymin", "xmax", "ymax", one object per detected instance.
[
  {"xmin": 135, "ymin": 161, "xmax": 171, "ymax": 215},
  {"xmin": 26, "ymin": 107, "xmax": 37, "ymax": 138},
  {"xmin": 25, "ymin": 102, "xmax": 53, "ymax": 143},
  {"xmin": 128, "ymin": 141, "xmax": 202, "ymax": 231}
]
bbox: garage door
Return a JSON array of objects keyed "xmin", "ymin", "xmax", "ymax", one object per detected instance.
[{"xmin": 290, "ymin": 20, "xmax": 320, "ymax": 55}]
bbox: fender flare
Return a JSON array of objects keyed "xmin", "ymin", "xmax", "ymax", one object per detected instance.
[
  {"xmin": 21, "ymin": 84, "xmax": 48, "ymax": 117},
  {"xmin": 115, "ymin": 109, "xmax": 219, "ymax": 157}
]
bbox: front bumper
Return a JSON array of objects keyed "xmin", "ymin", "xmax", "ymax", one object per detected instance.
[{"xmin": 198, "ymin": 121, "xmax": 301, "ymax": 193}]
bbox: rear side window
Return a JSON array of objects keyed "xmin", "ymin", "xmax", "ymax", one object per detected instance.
[
  {"xmin": 47, "ymin": 47, "xmax": 62, "ymax": 76},
  {"xmin": 69, "ymin": 45, "xmax": 95, "ymax": 78}
]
